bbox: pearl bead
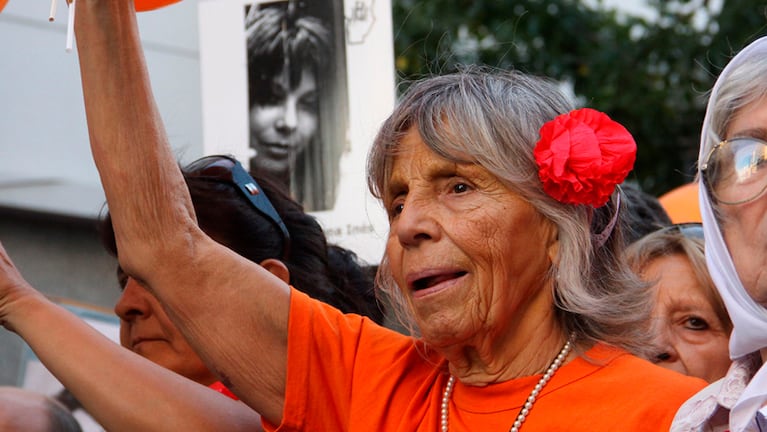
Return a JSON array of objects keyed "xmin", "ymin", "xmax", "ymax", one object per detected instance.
[{"xmin": 439, "ymin": 337, "xmax": 573, "ymax": 432}]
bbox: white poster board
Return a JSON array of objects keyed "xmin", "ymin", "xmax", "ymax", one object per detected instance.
[{"xmin": 198, "ymin": 0, "xmax": 394, "ymax": 264}]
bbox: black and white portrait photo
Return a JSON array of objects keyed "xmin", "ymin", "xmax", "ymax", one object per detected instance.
[
  {"xmin": 244, "ymin": 0, "xmax": 348, "ymax": 212},
  {"xmin": 200, "ymin": 0, "xmax": 394, "ymax": 263}
]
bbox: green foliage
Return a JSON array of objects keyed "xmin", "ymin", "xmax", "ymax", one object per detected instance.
[{"xmin": 392, "ymin": 0, "xmax": 767, "ymax": 195}]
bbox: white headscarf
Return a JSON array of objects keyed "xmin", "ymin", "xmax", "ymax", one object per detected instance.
[{"xmin": 698, "ymin": 35, "xmax": 767, "ymax": 431}]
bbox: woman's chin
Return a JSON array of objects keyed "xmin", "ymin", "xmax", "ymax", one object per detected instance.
[
  {"xmin": 412, "ymin": 311, "xmax": 468, "ymax": 347},
  {"xmin": 251, "ymin": 157, "xmax": 290, "ymax": 177}
]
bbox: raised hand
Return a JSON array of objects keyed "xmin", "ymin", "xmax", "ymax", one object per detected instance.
[{"xmin": 0, "ymin": 241, "xmax": 44, "ymax": 333}]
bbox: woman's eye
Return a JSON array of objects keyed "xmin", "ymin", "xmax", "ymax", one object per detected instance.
[
  {"xmin": 685, "ymin": 316, "xmax": 710, "ymax": 331},
  {"xmin": 452, "ymin": 182, "xmax": 470, "ymax": 194},
  {"xmin": 256, "ymin": 86, "xmax": 286, "ymax": 106},
  {"xmin": 391, "ymin": 203, "xmax": 404, "ymax": 216},
  {"xmin": 116, "ymin": 268, "xmax": 128, "ymax": 290},
  {"xmin": 259, "ymin": 94, "xmax": 283, "ymax": 106},
  {"xmin": 299, "ymin": 92, "xmax": 318, "ymax": 109}
]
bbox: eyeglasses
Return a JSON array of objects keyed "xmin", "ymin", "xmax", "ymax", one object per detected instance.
[
  {"xmin": 185, "ymin": 155, "xmax": 291, "ymax": 258},
  {"xmin": 656, "ymin": 222, "xmax": 704, "ymax": 240},
  {"xmin": 701, "ymin": 137, "xmax": 767, "ymax": 205}
]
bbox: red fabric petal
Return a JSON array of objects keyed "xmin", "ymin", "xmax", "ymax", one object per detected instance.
[
  {"xmin": 0, "ymin": 0, "xmax": 8, "ymax": 13},
  {"xmin": 534, "ymin": 108, "xmax": 636, "ymax": 206}
]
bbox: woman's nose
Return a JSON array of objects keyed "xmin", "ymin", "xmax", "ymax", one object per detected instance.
[
  {"xmin": 651, "ymin": 341, "xmax": 688, "ymax": 377},
  {"xmin": 114, "ymin": 278, "xmax": 149, "ymax": 320},
  {"xmin": 394, "ymin": 196, "xmax": 439, "ymax": 247},
  {"xmin": 275, "ymin": 100, "xmax": 298, "ymax": 132},
  {"xmin": 651, "ymin": 334, "xmax": 680, "ymax": 364}
]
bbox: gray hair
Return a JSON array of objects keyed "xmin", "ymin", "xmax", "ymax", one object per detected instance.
[
  {"xmin": 367, "ymin": 66, "xmax": 651, "ymax": 355},
  {"xmin": 624, "ymin": 228, "xmax": 732, "ymax": 344},
  {"xmin": 702, "ymin": 54, "xmax": 767, "ymax": 164},
  {"xmin": 700, "ymin": 53, "xmax": 767, "ymax": 218}
]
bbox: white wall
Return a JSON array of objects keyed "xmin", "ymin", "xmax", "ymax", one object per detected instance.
[{"xmin": 0, "ymin": 0, "xmax": 203, "ymax": 219}]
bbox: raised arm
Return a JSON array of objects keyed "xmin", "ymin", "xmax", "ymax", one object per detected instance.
[
  {"xmin": 74, "ymin": 0, "xmax": 290, "ymax": 422},
  {"xmin": 0, "ymin": 242, "xmax": 263, "ymax": 431}
]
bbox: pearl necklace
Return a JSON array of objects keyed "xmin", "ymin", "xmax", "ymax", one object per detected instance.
[{"xmin": 440, "ymin": 338, "xmax": 573, "ymax": 432}]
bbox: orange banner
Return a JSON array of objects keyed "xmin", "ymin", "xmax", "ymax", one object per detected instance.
[
  {"xmin": 135, "ymin": 0, "xmax": 181, "ymax": 12},
  {"xmin": 0, "ymin": 0, "xmax": 180, "ymax": 14},
  {"xmin": 659, "ymin": 182, "xmax": 702, "ymax": 224}
]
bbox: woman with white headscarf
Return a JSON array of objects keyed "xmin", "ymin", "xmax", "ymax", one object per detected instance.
[{"xmin": 672, "ymin": 35, "xmax": 767, "ymax": 432}]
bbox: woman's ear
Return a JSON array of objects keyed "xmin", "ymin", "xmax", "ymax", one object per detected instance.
[
  {"xmin": 260, "ymin": 258, "xmax": 290, "ymax": 283},
  {"xmin": 548, "ymin": 240, "xmax": 560, "ymax": 264},
  {"xmin": 547, "ymin": 224, "xmax": 560, "ymax": 265}
]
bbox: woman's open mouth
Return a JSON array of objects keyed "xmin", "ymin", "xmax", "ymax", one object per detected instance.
[{"xmin": 410, "ymin": 271, "xmax": 467, "ymax": 298}]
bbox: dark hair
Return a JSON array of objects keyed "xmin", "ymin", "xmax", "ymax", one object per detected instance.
[
  {"xmin": 619, "ymin": 182, "xmax": 673, "ymax": 245},
  {"xmin": 246, "ymin": 3, "xmax": 330, "ymax": 109},
  {"xmin": 100, "ymin": 163, "xmax": 382, "ymax": 323},
  {"xmin": 326, "ymin": 245, "xmax": 383, "ymax": 324},
  {"xmin": 244, "ymin": 2, "xmax": 344, "ymax": 211}
]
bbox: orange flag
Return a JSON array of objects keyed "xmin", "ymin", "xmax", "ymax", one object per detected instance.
[
  {"xmin": 659, "ymin": 182, "xmax": 702, "ymax": 224},
  {"xmin": 135, "ymin": 0, "xmax": 181, "ymax": 12},
  {"xmin": 0, "ymin": 0, "xmax": 180, "ymax": 14}
]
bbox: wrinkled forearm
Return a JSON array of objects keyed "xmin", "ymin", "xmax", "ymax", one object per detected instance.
[
  {"xmin": 75, "ymin": 0, "xmax": 197, "ymax": 282},
  {"xmin": 72, "ymin": 0, "xmax": 289, "ymax": 422}
]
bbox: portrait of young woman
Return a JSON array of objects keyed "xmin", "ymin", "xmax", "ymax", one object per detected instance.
[{"xmin": 245, "ymin": 0, "xmax": 349, "ymax": 212}]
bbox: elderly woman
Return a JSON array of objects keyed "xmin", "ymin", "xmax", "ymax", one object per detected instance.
[
  {"xmin": 625, "ymin": 224, "xmax": 732, "ymax": 383},
  {"xmin": 672, "ymin": 36, "xmax": 767, "ymax": 432},
  {"xmin": 0, "ymin": 1, "xmax": 705, "ymax": 431}
]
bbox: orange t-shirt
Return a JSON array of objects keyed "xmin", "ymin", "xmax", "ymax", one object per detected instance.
[{"xmin": 265, "ymin": 289, "xmax": 706, "ymax": 431}]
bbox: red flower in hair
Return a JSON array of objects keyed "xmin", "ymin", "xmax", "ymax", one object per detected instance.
[{"xmin": 533, "ymin": 108, "xmax": 636, "ymax": 207}]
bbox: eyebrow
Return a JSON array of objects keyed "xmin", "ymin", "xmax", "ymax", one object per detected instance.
[
  {"xmin": 665, "ymin": 296, "xmax": 714, "ymax": 314},
  {"xmin": 729, "ymin": 127, "xmax": 767, "ymax": 141},
  {"xmin": 390, "ymin": 161, "xmax": 462, "ymax": 187}
]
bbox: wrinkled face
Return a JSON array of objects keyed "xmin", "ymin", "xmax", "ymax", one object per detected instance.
[
  {"xmin": 644, "ymin": 254, "xmax": 731, "ymax": 383},
  {"xmin": 114, "ymin": 270, "xmax": 216, "ymax": 386},
  {"xmin": 718, "ymin": 96, "xmax": 767, "ymax": 306},
  {"xmin": 249, "ymin": 67, "xmax": 319, "ymax": 175},
  {"xmin": 383, "ymin": 127, "xmax": 559, "ymax": 348}
]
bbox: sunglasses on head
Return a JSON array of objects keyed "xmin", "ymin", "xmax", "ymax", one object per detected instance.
[
  {"xmin": 657, "ymin": 222, "xmax": 704, "ymax": 240},
  {"xmin": 185, "ymin": 155, "xmax": 291, "ymax": 259}
]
